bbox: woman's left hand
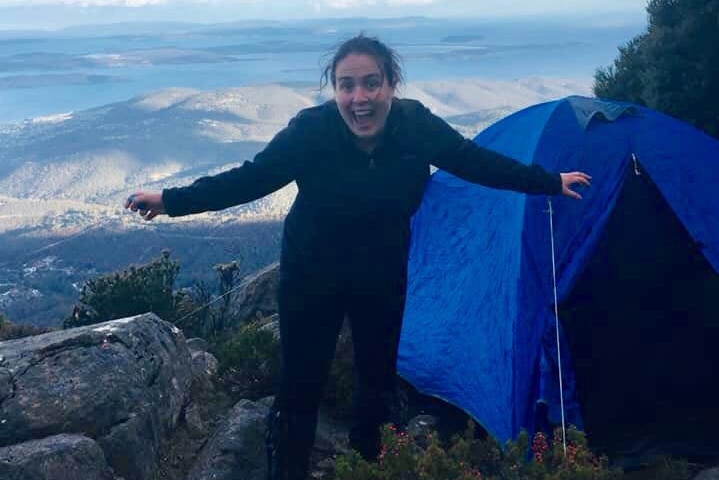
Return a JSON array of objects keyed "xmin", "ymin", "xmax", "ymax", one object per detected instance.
[{"xmin": 560, "ymin": 172, "xmax": 592, "ymax": 200}]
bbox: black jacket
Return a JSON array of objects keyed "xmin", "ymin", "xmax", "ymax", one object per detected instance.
[{"xmin": 162, "ymin": 99, "xmax": 561, "ymax": 288}]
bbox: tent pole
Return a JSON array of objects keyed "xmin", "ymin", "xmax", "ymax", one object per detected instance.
[{"xmin": 547, "ymin": 198, "xmax": 568, "ymax": 455}]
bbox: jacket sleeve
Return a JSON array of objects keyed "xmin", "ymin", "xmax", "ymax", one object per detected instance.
[
  {"xmin": 162, "ymin": 110, "xmax": 312, "ymax": 217},
  {"xmin": 418, "ymin": 104, "xmax": 562, "ymax": 195}
]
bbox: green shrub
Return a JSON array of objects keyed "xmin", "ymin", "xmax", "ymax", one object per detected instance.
[
  {"xmin": 64, "ymin": 250, "xmax": 179, "ymax": 328},
  {"xmin": 653, "ymin": 457, "xmax": 690, "ymax": 480},
  {"xmin": 0, "ymin": 312, "xmax": 53, "ymax": 341},
  {"xmin": 173, "ymin": 280, "xmax": 216, "ymax": 339},
  {"xmin": 336, "ymin": 423, "xmax": 625, "ymax": 480},
  {"xmin": 213, "ymin": 320, "xmax": 280, "ymax": 400},
  {"xmin": 165, "ymin": 261, "xmax": 242, "ymax": 339}
]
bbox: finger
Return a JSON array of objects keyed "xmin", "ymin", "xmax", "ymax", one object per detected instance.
[
  {"xmin": 564, "ymin": 188, "xmax": 582, "ymax": 200},
  {"xmin": 145, "ymin": 210, "xmax": 159, "ymax": 221},
  {"xmin": 578, "ymin": 173, "xmax": 592, "ymax": 184},
  {"xmin": 567, "ymin": 174, "xmax": 590, "ymax": 187},
  {"xmin": 576, "ymin": 176, "xmax": 591, "ymax": 186}
]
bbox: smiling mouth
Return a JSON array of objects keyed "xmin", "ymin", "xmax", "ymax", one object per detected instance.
[{"xmin": 353, "ymin": 109, "xmax": 374, "ymax": 126}]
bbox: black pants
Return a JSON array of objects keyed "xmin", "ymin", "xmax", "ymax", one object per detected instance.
[{"xmin": 266, "ymin": 267, "xmax": 405, "ymax": 480}]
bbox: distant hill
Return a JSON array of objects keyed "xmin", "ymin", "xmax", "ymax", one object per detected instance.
[{"xmin": 0, "ymin": 78, "xmax": 590, "ymax": 326}]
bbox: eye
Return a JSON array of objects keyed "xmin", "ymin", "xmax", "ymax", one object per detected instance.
[
  {"xmin": 338, "ymin": 80, "xmax": 354, "ymax": 92},
  {"xmin": 364, "ymin": 77, "xmax": 381, "ymax": 91}
]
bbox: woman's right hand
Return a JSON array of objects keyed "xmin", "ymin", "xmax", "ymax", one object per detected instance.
[{"xmin": 124, "ymin": 192, "xmax": 166, "ymax": 221}]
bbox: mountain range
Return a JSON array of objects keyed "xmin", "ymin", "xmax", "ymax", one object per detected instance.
[{"xmin": 0, "ymin": 77, "xmax": 590, "ymax": 326}]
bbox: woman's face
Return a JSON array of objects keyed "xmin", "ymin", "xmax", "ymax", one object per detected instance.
[{"xmin": 334, "ymin": 53, "xmax": 395, "ymax": 150}]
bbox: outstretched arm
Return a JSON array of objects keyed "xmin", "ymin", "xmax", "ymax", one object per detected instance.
[
  {"xmin": 125, "ymin": 192, "xmax": 165, "ymax": 221},
  {"xmin": 560, "ymin": 172, "xmax": 592, "ymax": 199},
  {"xmin": 124, "ymin": 108, "xmax": 317, "ymax": 220},
  {"xmin": 417, "ymin": 103, "xmax": 590, "ymax": 198}
]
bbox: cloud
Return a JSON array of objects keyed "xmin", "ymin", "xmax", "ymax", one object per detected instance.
[
  {"xmin": 324, "ymin": 0, "xmax": 375, "ymax": 8},
  {"xmin": 322, "ymin": 0, "xmax": 433, "ymax": 9},
  {"xmin": 387, "ymin": 0, "xmax": 434, "ymax": 5},
  {"xmin": 0, "ymin": 0, "xmax": 171, "ymax": 5}
]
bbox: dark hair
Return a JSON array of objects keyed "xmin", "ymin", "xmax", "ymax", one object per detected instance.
[{"xmin": 320, "ymin": 33, "xmax": 404, "ymax": 90}]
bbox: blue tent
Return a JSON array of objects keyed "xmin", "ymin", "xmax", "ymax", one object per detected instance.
[{"xmin": 398, "ymin": 96, "xmax": 719, "ymax": 451}]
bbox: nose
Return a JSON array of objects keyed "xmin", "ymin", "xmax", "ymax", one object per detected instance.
[{"xmin": 352, "ymin": 85, "xmax": 370, "ymax": 103}]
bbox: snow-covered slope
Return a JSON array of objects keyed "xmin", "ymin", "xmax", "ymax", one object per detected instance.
[{"xmin": 0, "ymin": 77, "xmax": 590, "ymax": 234}]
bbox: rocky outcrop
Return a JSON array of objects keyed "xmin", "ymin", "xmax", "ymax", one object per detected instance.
[
  {"xmin": 695, "ymin": 467, "xmax": 719, "ymax": 480},
  {"xmin": 0, "ymin": 313, "xmax": 193, "ymax": 480},
  {"xmin": 0, "ymin": 434, "xmax": 115, "ymax": 480},
  {"xmin": 188, "ymin": 397, "xmax": 273, "ymax": 480},
  {"xmin": 230, "ymin": 262, "xmax": 279, "ymax": 326},
  {"xmin": 187, "ymin": 397, "xmax": 349, "ymax": 480}
]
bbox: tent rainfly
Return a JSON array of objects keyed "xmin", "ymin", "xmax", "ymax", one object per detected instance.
[{"xmin": 399, "ymin": 96, "xmax": 719, "ymax": 457}]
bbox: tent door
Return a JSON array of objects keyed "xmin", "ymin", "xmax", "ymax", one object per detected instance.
[{"xmin": 559, "ymin": 163, "xmax": 719, "ymax": 461}]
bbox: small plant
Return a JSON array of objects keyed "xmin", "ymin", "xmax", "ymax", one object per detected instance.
[
  {"xmin": 0, "ymin": 312, "xmax": 52, "ymax": 341},
  {"xmin": 173, "ymin": 260, "xmax": 243, "ymax": 339},
  {"xmin": 653, "ymin": 456, "xmax": 690, "ymax": 480},
  {"xmin": 213, "ymin": 319, "xmax": 280, "ymax": 400},
  {"xmin": 64, "ymin": 250, "xmax": 180, "ymax": 328},
  {"xmin": 336, "ymin": 422, "xmax": 625, "ymax": 480}
]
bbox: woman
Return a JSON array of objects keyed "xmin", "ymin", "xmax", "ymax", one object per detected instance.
[{"xmin": 126, "ymin": 35, "xmax": 590, "ymax": 480}]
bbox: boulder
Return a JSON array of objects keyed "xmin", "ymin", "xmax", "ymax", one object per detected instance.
[
  {"xmin": 188, "ymin": 397, "xmax": 273, "ymax": 480},
  {"xmin": 187, "ymin": 396, "xmax": 350, "ymax": 480},
  {"xmin": 695, "ymin": 467, "xmax": 719, "ymax": 480},
  {"xmin": 185, "ymin": 337, "xmax": 210, "ymax": 353},
  {"xmin": 258, "ymin": 313, "xmax": 280, "ymax": 340},
  {"xmin": 229, "ymin": 263, "xmax": 279, "ymax": 326},
  {"xmin": 0, "ymin": 313, "xmax": 192, "ymax": 480},
  {"xmin": 0, "ymin": 434, "xmax": 115, "ymax": 480},
  {"xmin": 191, "ymin": 350, "xmax": 219, "ymax": 381},
  {"xmin": 185, "ymin": 349, "xmax": 220, "ymax": 439}
]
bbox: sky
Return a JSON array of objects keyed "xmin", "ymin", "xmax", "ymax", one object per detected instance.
[{"xmin": 0, "ymin": 0, "xmax": 648, "ymax": 30}]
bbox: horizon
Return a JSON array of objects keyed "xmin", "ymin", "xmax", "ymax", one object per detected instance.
[{"xmin": 0, "ymin": 1, "xmax": 648, "ymax": 31}]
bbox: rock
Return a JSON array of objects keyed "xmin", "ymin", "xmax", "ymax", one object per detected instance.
[
  {"xmin": 0, "ymin": 434, "xmax": 115, "ymax": 480},
  {"xmin": 188, "ymin": 350, "xmax": 219, "ymax": 420},
  {"xmin": 310, "ymin": 409, "xmax": 350, "ymax": 480},
  {"xmin": 258, "ymin": 313, "xmax": 280, "ymax": 340},
  {"xmin": 314, "ymin": 409, "xmax": 350, "ymax": 456},
  {"xmin": 186, "ymin": 337, "xmax": 210, "ymax": 353},
  {"xmin": 184, "ymin": 402, "xmax": 209, "ymax": 439},
  {"xmin": 185, "ymin": 349, "xmax": 221, "ymax": 441},
  {"xmin": 187, "ymin": 397, "xmax": 271, "ymax": 480},
  {"xmin": 0, "ymin": 313, "xmax": 193, "ymax": 480},
  {"xmin": 230, "ymin": 263, "xmax": 279, "ymax": 326},
  {"xmin": 695, "ymin": 467, "xmax": 719, "ymax": 480},
  {"xmin": 407, "ymin": 415, "xmax": 441, "ymax": 449},
  {"xmin": 191, "ymin": 350, "xmax": 219, "ymax": 380}
]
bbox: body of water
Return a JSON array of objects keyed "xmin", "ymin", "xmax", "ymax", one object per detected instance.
[{"xmin": 0, "ymin": 17, "xmax": 643, "ymax": 124}]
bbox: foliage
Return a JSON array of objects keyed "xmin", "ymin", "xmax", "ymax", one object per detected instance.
[
  {"xmin": 593, "ymin": 0, "xmax": 719, "ymax": 138},
  {"xmin": 336, "ymin": 423, "xmax": 626, "ymax": 480},
  {"xmin": 173, "ymin": 281, "xmax": 214, "ymax": 339},
  {"xmin": 211, "ymin": 314, "xmax": 358, "ymax": 414},
  {"xmin": 653, "ymin": 457, "xmax": 690, "ymax": 480},
  {"xmin": 213, "ymin": 319, "xmax": 280, "ymax": 400},
  {"xmin": 0, "ymin": 311, "xmax": 53, "ymax": 341},
  {"xmin": 212, "ymin": 261, "xmax": 241, "ymax": 333},
  {"xmin": 174, "ymin": 259, "xmax": 241, "ymax": 340},
  {"xmin": 64, "ymin": 250, "xmax": 180, "ymax": 328}
]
